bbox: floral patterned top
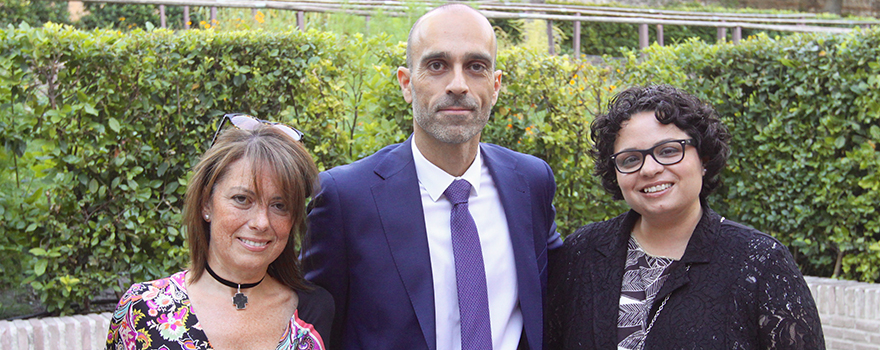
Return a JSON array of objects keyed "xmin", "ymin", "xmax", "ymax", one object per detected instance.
[{"xmin": 106, "ymin": 271, "xmax": 331, "ymax": 350}]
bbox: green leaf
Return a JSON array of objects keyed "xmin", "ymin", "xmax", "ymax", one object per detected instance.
[
  {"xmin": 233, "ymin": 74, "xmax": 246, "ymax": 87},
  {"xmin": 34, "ymin": 259, "xmax": 48, "ymax": 276},
  {"xmin": 83, "ymin": 103, "xmax": 98, "ymax": 116},
  {"xmin": 29, "ymin": 247, "xmax": 47, "ymax": 256},
  {"xmin": 108, "ymin": 118, "xmax": 121, "ymax": 133}
]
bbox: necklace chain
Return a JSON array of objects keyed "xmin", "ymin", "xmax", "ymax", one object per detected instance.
[{"xmin": 636, "ymin": 265, "xmax": 690, "ymax": 350}]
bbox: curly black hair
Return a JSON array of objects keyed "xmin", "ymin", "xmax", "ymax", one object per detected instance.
[{"xmin": 590, "ymin": 84, "xmax": 731, "ymax": 201}]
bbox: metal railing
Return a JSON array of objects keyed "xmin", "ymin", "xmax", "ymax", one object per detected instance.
[{"xmin": 74, "ymin": 0, "xmax": 880, "ymax": 56}]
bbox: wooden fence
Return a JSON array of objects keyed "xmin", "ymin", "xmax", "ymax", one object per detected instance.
[{"xmin": 75, "ymin": 0, "xmax": 880, "ymax": 56}]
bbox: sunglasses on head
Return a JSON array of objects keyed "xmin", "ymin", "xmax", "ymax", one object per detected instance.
[{"xmin": 209, "ymin": 113, "xmax": 304, "ymax": 149}]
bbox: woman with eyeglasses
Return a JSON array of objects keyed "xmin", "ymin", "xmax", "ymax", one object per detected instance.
[
  {"xmin": 545, "ymin": 85, "xmax": 824, "ymax": 349},
  {"xmin": 107, "ymin": 114, "xmax": 332, "ymax": 350}
]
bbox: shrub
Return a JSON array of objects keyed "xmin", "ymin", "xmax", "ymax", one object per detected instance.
[
  {"xmin": 76, "ymin": 3, "xmax": 195, "ymax": 30},
  {"xmin": 1, "ymin": 23, "xmax": 877, "ymax": 317},
  {"xmin": 0, "ymin": 0, "xmax": 68, "ymax": 27}
]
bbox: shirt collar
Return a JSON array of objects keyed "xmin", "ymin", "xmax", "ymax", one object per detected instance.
[{"xmin": 412, "ymin": 140, "xmax": 483, "ymax": 202}]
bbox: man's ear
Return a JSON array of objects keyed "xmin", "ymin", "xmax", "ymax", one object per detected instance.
[
  {"xmin": 398, "ymin": 67, "xmax": 413, "ymax": 103},
  {"xmin": 491, "ymin": 69, "xmax": 503, "ymax": 105}
]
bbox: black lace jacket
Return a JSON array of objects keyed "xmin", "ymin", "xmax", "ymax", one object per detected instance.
[{"xmin": 546, "ymin": 207, "xmax": 825, "ymax": 349}]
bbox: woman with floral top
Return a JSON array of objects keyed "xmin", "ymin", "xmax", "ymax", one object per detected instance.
[
  {"xmin": 107, "ymin": 114, "xmax": 333, "ymax": 350},
  {"xmin": 546, "ymin": 86, "xmax": 824, "ymax": 349}
]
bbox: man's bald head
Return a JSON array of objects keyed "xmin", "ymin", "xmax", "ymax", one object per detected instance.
[{"xmin": 405, "ymin": 4, "xmax": 497, "ymax": 69}]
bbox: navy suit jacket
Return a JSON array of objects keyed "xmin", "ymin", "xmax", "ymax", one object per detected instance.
[{"xmin": 303, "ymin": 137, "xmax": 561, "ymax": 350}]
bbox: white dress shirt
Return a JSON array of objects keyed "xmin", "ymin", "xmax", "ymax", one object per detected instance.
[{"xmin": 411, "ymin": 141, "xmax": 522, "ymax": 350}]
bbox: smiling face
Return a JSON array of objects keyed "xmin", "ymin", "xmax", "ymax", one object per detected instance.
[
  {"xmin": 398, "ymin": 6, "xmax": 502, "ymax": 145},
  {"xmin": 203, "ymin": 158, "xmax": 292, "ymax": 278},
  {"xmin": 614, "ymin": 111, "xmax": 704, "ymax": 221}
]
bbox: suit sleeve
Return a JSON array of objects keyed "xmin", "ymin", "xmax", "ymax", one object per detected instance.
[
  {"xmin": 302, "ymin": 171, "xmax": 348, "ymax": 350},
  {"xmin": 542, "ymin": 161, "xmax": 563, "ymax": 250}
]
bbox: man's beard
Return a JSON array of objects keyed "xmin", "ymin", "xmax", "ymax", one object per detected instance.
[{"xmin": 412, "ymin": 92, "xmax": 488, "ymax": 144}]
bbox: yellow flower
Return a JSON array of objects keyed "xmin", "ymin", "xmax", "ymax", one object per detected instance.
[
  {"xmin": 569, "ymin": 80, "xmax": 575, "ymax": 85},
  {"xmin": 255, "ymin": 10, "xmax": 266, "ymax": 24},
  {"xmin": 507, "ymin": 124, "xmax": 513, "ymax": 129},
  {"xmin": 119, "ymin": 17, "xmax": 126, "ymax": 21}
]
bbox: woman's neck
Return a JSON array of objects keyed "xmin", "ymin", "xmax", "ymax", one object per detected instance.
[{"xmin": 632, "ymin": 205, "xmax": 703, "ymax": 260}]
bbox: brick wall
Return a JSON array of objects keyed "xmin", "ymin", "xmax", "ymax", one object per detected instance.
[
  {"xmin": 0, "ymin": 312, "xmax": 110, "ymax": 350},
  {"xmin": 806, "ymin": 276, "xmax": 880, "ymax": 350},
  {"xmin": 1, "ymin": 277, "xmax": 877, "ymax": 349}
]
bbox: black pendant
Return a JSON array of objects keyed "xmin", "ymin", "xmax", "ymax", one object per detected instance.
[
  {"xmin": 204, "ymin": 264, "xmax": 263, "ymax": 310},
  {"xmin": 233, "ymin": 292, "xmax": 249, "ymax": 309}
]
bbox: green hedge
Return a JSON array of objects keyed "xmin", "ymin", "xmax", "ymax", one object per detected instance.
[{"xmin": 1, "ymin": 23, "xmax": 877, "ymax": 316}]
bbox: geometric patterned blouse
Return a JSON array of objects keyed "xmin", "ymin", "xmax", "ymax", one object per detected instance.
[
  {"xmin": 106, "ymin": 271, "xmax": 326, "ymax": 350},
  {"xmin": 617, "ymin": 237, "xmax": 675, "ymax": 350}
]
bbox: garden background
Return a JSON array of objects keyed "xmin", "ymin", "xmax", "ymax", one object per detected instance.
[{"xmin": 0, "ymin": 0, "xmax": 878, "ymax": 318}]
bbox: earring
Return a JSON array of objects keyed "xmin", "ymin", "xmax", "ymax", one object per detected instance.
[
  {"xmin": 204, "ymin": 214, "xmax": 210, "ymax": 220},
  {"xmin": 702, "ymin": 168, "xmax": 707, "ymax": 174}
]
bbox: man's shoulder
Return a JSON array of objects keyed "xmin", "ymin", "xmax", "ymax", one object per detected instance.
[
  {"xmin": 480, "ymin": 142, "xmax": 549, "ymax": 168},
  {"xmin": 323, "ymin": 142, "xmax": 407, "ymax": 178}
]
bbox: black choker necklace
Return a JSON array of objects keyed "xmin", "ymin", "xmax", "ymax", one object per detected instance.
[{"xmin": 205, "ymin": 263, "xmax": 265, "ymax": 310}]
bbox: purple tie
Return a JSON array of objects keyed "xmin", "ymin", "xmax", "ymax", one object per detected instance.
[{"xmin": 444, "ymin": 179, "xmax": 493, "ymax": 350}]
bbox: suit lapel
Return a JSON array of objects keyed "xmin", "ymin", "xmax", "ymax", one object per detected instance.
[
  {"xmin": 371, "ymin": 138, "xmax": 436, "ymax": 350},
  {"xmin": 482, "ymin": 145, "xmax": 536, "ymax": 287},
  {"xmin": 482, "ymin": 145, "xmax": 542, "ymax": 349}
]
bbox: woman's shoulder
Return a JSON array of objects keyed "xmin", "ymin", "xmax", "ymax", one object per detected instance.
[
  {"xmin": 564, "ymin": 212, "xmax": 629, "ymax": 249},
  {"xmin": 711, "ymin": 217, "xmax": 801, "ymax": 273},
  {"xmin": 295, "ymin": 282, "xmax": 335, "ymax": 342},
  {"xmin": 297, "ymin": 283, "xmax": 334, "ymax": 312},
  {"xmin": 118, "ymin": 271, "xmax": 188, "ymax": 302},
  {"xmin": 716, "ymin": 218, "xmax": 788, "ymax": 253}
]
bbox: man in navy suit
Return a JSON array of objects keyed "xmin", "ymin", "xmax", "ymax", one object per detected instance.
[{"xmin": 302, "ymin": 4, "xmax": 561, "ymax": 350}]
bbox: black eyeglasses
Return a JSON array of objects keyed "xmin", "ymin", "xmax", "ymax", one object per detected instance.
[
  {"xmin": 209, "ymin": 113, "xmax": 304, "ymax": 148},
  {"xmin": 610, "ymin": 139, "xmax": 696, "ymax": 174}
]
